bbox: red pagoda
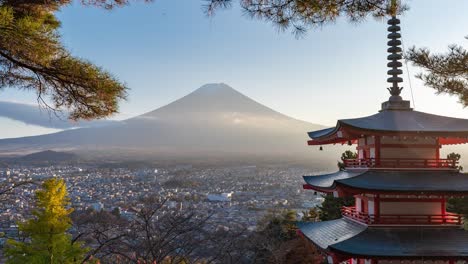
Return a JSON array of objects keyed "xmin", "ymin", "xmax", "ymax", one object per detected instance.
[{"xmin": 299, "ymin": 16, "xmax": 468, "ymax": 264}]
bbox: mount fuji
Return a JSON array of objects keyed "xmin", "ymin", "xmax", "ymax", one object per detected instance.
[{"xmin": 0, "ymin": 83, "xmax": 326, "ymax": 161}]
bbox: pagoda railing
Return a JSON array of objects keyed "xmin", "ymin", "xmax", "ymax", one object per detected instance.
[
  {"xmin": 341, "ymin": 206, "xmax": 462, "ymax": 226},
  {"xmin": 343, "ymin": 158, "xmax": 458, "ymax": 169}
]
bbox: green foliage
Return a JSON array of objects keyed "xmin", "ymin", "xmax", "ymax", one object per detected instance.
[
  {"xmin": 447, "ymin": 196, "xmax": 468, "ymax": 230},
  {"xmin": 301, "ymin": 207, "xmax": 319, "ymax": 222},
  {"xmin": 342, "ymin": 150, "xmax": 358, "ymax": 159},
  {"xmin": 446, "ymin": 153, "xmax": 468, "ymax": 230},
  {"xmin": 257, "ymin": 210, "xmax": 297, "ymax": 242},
  {"xmin": 448, "ymin": 152, "xmax": 461, "ymax": 161},
  {"xmin": 407, "ymin": 43, "xmax": 468, "ymax": 107},
  {"xmin": 111, "ymin": 207, "xmax": 121, "ymax": 217},
  {"xmin": 4, "ymin": 178, "xmax": 88, "ymax": 264},
  {"xmin": 252, "ymin": 209, "xmax": 325, "ymax": 263},
  {"xmin": 205, "ymin": 0, "xmax": 408, "ymax": 36},
  {"xmin": 448, "ymin": 196, "xmax": 468, "ymax": 216},
  {"xmin": 447, "ymin": 152, "xmax": 463, "ymax": 171},
  {"xmin": 0, "ymin": 0, "xmax": 127, "ymax": 120},
  {"xmin": 318, "ymin": 194, "xmax": 355, "ymax": 221},
  {"xmin": 338, "ymin": 150, "xmax": 358, "ymax": 171}
]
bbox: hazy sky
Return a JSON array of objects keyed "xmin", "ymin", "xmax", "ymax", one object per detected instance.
[{"xmin": 0, "ymin": 0, "xmax": 467, "ymax": 138}]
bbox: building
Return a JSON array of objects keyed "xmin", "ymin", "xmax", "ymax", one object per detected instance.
[
  {"xmin": 90, "ymin": 202, "xmax": 104, "ymax": 211},
  {"xmin": 298, "ymin": 16, "xmax": 468, "ymax": 264},
  {"xmin": 207, "ymin": 192, "xmax": 233, "ymax": 202}
]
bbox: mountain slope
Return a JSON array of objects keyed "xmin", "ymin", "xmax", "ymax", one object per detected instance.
[
  {"xmin": 0, "ymin": 101, "xmax": 118, "ymax": 129},
  {"xmin": 0, "ymin": 84, "xmax": 325, "ymax": 159},
  {"xmin": 17, "ymin": 150, "xmax": 79, "ymax": 163}
]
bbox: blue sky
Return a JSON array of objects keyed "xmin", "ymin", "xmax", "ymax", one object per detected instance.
[{"xmin": 0, "ymin": 0, "xmax": 467, "ymax": 138}]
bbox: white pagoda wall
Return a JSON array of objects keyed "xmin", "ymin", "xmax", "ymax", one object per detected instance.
[
  {"xmin": 358, "ymin": 137, "xmax": 376, "ymax": 159},
  {"xmin": 356, "ymin": 197, "xmax": 362, "ymax": 212},
  {"xmin": 380, "ymin": 148, "xmax": 437, "ymax": 159},
  {"xmin": 380, "ymin": 137, "xmax": 436, "ymax": 145},
  {"xmin": 370, "ymin": 148, "xmax": 376, "ymax": 159},
  {"xmin": 355, "ymin": 197, "xmax": 375, "ymax": 215},
  {"xmin": 380, "ymin": 136, "xmax": 437, "ymax": 160},
  {"xmin": 380, "ymin": 201, "xmax": 441, "ymax": 215},
  {"xmin": 368, "ymin": 200, "xmax": 375, "ymax": 215},
  {"xmin": 357, "ymin": 136, "xmax": 439, "ymax": 160},
  {"xmin": 358, "ymin": 138, "xmax": 366, "ymax": 146}
]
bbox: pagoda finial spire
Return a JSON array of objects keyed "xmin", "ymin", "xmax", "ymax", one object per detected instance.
[
  {"xmin": 381, "ymin": 14, "xmax": 411, "ymax": 111},
  {"xmin": 386, "ymin": 16, "xmax": 403, "ymax": 98}
]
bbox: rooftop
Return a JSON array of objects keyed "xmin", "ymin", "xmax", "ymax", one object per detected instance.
[
  {"xmin": 308, "ymin": 109, "xmax": 468, "ymax": 146},
  {"xmin": 303, "ymin": 170, "xmax": 468, "ymax": 194},
  {"xmin": 299, "ymin": 218, "xmax": 468, "ymax": 259},
  {"xmin": 297, "ymin": 218, "xmax": 366, "ymax": 250}
]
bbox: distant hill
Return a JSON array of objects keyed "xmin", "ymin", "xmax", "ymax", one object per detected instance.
[
  {"xmin": 16, "ymin": 150, "xmax": 79, "ymax": 164},
  {"xmin": 0, "ymin": 83, "xmax": 329, "ymax": 163}
]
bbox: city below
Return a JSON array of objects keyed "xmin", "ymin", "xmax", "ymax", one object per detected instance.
[{"xmin": 0, "ymin": 162, "xmax": 324, "ymax": 243}]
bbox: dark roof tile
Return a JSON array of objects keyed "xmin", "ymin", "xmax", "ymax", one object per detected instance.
[
  {"xmin": 304, "ymin": 170, "xmax": 468, "ymax": 193},
  {"xmin": 331, "ymin": 227, "xmax": 468, "ymax": 257},
  {"xmin": 298, "ymin": 219, "xmax": 366, "ymax": 249},
  {"xmin": 300, "ymin": 219, "xmax": 468, "ymax": 257},
  {"xmin": 308, "ymin": 110, "xmax": 468, "ymax": 140}
]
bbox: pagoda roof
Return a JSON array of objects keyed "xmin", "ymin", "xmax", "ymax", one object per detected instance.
[
  {"xmin": 297, "ymin": 218, "xmax": 366, "ymax": 250},
  {"xmin": 308, "ymin": 109, "xmax": 468, "ymax": 145},
  {"xmin": 303, "ymin": 170, "xmax": 468, "ymax": 194},
  {"xmin": 299, "ymin": 219, "xmax": 468, "ymax": 259}
]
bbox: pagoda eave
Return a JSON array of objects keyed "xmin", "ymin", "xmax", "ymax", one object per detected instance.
[
  {"xmin": 336, "ymin": 183, "xmax": 468, "ymax": 197},
  {"xmin": 302, "ymin": 183, "xmax": 334, "ymax": 193},
  {"xmin": 342, "ymin": 123, "xmax": 468, "ymax": 144},
  {"xmin": 308, "ymin": 111, "xmax": 468, "ymax": 146},
  {"xmin": 329, "ymin": 248, "xmax": 468, "ymax": 261},
  {"xmin": 299, "ymin": 219, "xmax": 468, "ymax": 261},
  {"xmin": 303, "ymin": 182, "xmax": 468, "ymax": 197},
  {"xmin": 309, "ymin": 123, "xmax": 468, "ymax": 146},
  {"xmin": 303, "ymin": 170, "xmax": 468, "ymax": 196}
]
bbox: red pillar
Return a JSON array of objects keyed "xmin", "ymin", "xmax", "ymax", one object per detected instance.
[
  {"xmin": 374, "ymin": 194, "xmax": 380, "ymax": 224},
  {"xmin": 375, "ymin": 136, "xmax": 381, "ymax": 167},
  {"xmin": 436, "ymin": 137, "xmax": 441, "ymax": 167},
  {"xmin": 441, "ymin": 196, "xmax": 446, "ymax": 214},
  {"xmin": 441, "ymin": 196, "xmax": 447, "ymax": 224}
]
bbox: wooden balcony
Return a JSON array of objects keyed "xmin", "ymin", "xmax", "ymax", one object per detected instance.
[
  {"xmin": 341, "ymin": 206, "xmax": 463, "ymax": 226},
  {"xmin": 343, "ymin": 158, "xmax": 458, "ymax": 169}
]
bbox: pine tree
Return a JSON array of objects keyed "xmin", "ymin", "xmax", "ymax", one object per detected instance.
[
  {"xmin": 318, "ymin": 194, "xmax": 355, "ymax": 221},
  {"xmin": 4, "ymin": 178, "xmax": 88, "ymax": 264},
  {"xmin": 447, "ymin": 152, "xmax": 463, "ymax": 171},
  {"xmin": 407, "ymin": 42, "xmax": 468, "ymax": 107},
  {"xmin": 0, "ymin": 1, "xmax": 127, "ymax": 120},
  {"xmin": 205, "ymin": 0, "xmax": 407, "ymax": 35},
  {"xmin": 337, "ymin": 150, "xmax": 358, "ymax": 171},
  {"xmin": 301, "ymin": 207, "xmax": 319, "ymax": 222}
]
